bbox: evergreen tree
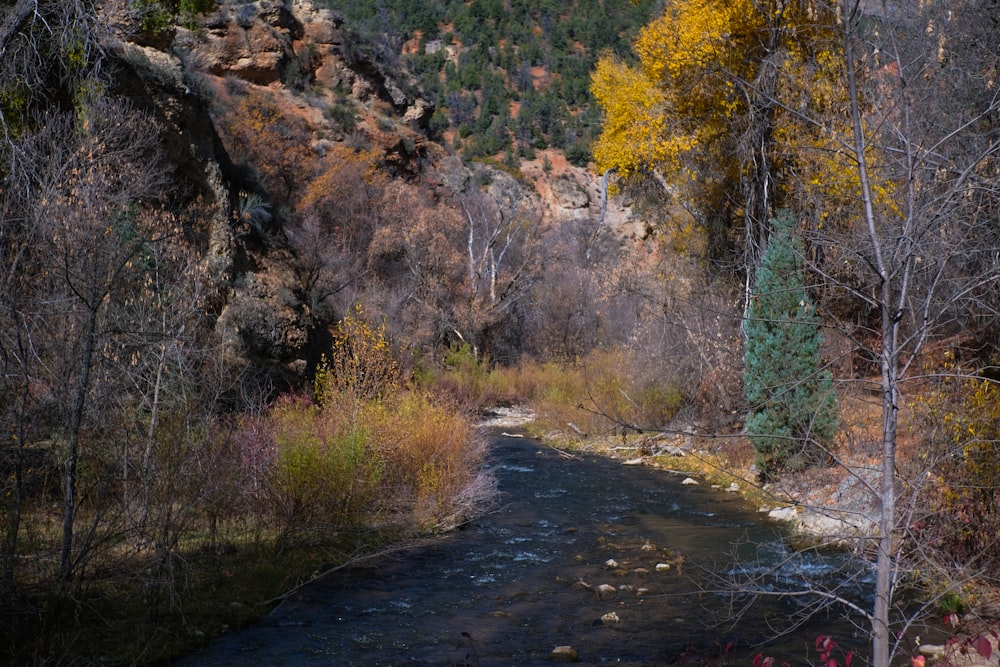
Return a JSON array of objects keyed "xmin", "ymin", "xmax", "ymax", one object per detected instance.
[{"xmin": 744, "ymin": 210, "xmax": 837, "ymax": 479}]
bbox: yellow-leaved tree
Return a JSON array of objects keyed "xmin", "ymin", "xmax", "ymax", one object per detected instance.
[{"xmin": 591, "ymin": 0, "xmax": 848, "ymax": 269}]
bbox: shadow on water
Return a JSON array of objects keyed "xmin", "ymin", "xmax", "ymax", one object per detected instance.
[{"xmin": 175, "ymin": 430, "xmax": 872, "ymax": 666}]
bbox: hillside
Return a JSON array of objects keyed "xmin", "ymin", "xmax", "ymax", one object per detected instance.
[
  {"xmin": 313, "ymin": 0, "xmax": 655, "ymax": 164},
  {"xmin": 99, "ymin": 0, "xmax": 671, "ymax": 378}
]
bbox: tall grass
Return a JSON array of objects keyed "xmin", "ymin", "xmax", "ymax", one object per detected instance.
[
  {"xmin": 422, "ymin": 344, "xmax": 689, "ymax": 437},
  {"xmin": 255, "ymin": 389, "xmax": 491, "ymax": 542}
]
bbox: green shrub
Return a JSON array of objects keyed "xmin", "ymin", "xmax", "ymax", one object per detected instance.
[
  {"xmin": 269, "ymin": 398, "xmax": 381, "ymax": 534},
  {"xmin": 325, "ymin": 104, "xmax": 358, "ymax": 133},
  {"xmin": 132, "ymin": 0, "xmax": 217, "ymax": 33}
]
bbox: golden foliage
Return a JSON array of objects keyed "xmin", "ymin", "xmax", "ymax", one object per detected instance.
[
  {"xmin": 315, "ymin": 304, "xmax": 400, "ymax": 404},
  {"xmin": 913, "ymin": 374, "xmax": 1000, "ymax": 567},
  {"xmin": 591, "ymin": 55, "xmax": 680, "ymax": 179},
  {"xmin": 591, "ymin": 0, "xmax": 866, "ymax": 235}
]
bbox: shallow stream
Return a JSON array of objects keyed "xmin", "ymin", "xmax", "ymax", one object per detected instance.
[{"xmin": 176, "ymin": 430, "xmax": 872, "ymax": 666}]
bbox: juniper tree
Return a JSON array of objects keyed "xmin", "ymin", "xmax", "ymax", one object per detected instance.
[{"xmin": 744, "ymin": 209, "xmax": 837, "ymax": 479}]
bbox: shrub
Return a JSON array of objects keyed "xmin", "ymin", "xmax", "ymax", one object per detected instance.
[
  {"xmin": 380, "ymin": 391, "xmax": 489, "ymax": 528},
  {"xmin": 241, "ymin": 314, "xmax": 491, "ymax": 541},
  {"xmin": 133, "ymin": 0, "xmax": 217, "ymax": 33},
  {"xmin": 528, "ymin": 349, "xmax": 687, "ymax": 437},
  {"xmin": 260, "ymin": 389, "xmax": 488, "ymax": 537},
  {"xmin": 267, "ymin": 396, "xmax": 383, "ymax": 536},
  {"xmin": 325, "ymin": 103, "xmax": 358, "ymax": 133},
  {"xmin": 918, "ymin": 377, "xmax": 1000, "ymax": 575},
  {"xmin": 315, "ymin": 305, "xmax": 400, "ymax": 404}
]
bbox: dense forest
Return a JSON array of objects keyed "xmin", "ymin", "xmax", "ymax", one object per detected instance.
[
  {"xmin": 314, "ymin": 0, "xmax": 655, "ymax": 164},
  {"xmin": 1, "ymin": 0, "xmax": 1000, "ymax": 664}
]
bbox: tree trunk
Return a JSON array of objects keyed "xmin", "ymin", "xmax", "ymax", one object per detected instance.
[
  {"xmin": 873, "ymin": 293, "xmax": 900, "ymax": 667},
  {"xmin": 60, "ymin": 303, "xmax": 99, "ymax": 586},
  {"xmin": 844, "ymin": 5, "xmax": 896, "ymax": 664}
]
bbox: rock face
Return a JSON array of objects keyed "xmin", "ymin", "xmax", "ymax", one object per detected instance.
[
  {"xmin": 107, "ymin": 0, "xmax": 449, "ymax": 379},
  {"xmin": 108, "ymin": 0, "xmax": 646, "ymax": 381},
  {"xmin": 192, "ymin": 1, "xmax": 302, "ymax": 84},
  {"xmin": 173, "ymin": 0, "xmax": 433, "ymax": 127}
]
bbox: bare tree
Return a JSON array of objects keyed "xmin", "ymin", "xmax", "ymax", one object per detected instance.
[
  {"xmin": 456, "ymin": 173, "xmax": 543, "ymax": 360},
  {"xmin": 9, "ymin": 95, "xmax": 170, "ymax": 586},
  {"xmin": 837, "ymin": 2, "xmax": 1000, "ymax": 663}
]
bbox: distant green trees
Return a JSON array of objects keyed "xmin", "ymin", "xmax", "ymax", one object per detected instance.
[
  {"xmin": 743, "ymin": 210, "xmax": 837, "ymax": 479},
  {"xmin": 315, "ymin": 0, "xmax": 655, "ymax": 162}
]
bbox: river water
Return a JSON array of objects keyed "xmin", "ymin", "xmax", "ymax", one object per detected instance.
[{"xmin": 176, "ymin": 430, "xmax": 872, "ymax": 666}]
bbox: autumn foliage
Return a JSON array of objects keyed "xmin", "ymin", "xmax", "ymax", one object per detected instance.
[
  {"xmin": 915, "ymin": 377, "xmax": 1000, "ymax": 576},
  {"xmin": 243, "ymin": 308, "xmax": 489, "ymax": 542},
  {"xmin": 591, "ymin": 0, "xmax": 850, "ymax": 263}
]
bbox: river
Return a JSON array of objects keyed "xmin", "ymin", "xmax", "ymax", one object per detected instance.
[{"xmin": 175, "ymin": 429, "xmax": 872, "ymax": 666}]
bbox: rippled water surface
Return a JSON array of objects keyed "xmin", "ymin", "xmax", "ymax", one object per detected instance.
[{"xmin": 176, "ymin": 431, "xmax": 869, "ymax": 666}]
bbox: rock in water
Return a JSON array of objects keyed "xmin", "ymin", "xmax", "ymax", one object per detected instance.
[{"xmin": 549, "ymin": 645, "xmax": 579, "ymax": 662}]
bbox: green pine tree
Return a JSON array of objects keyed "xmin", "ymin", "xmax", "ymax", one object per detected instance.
[{"xmin": 744, "ymin": 209, "xmax": 837, "ymax": 479}]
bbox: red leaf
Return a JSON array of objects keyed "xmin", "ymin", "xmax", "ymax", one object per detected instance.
[
  {"xmin": 911, "ymin": 655, "xmax": 926, "ymax": 667},
  {"xmin": 754, "ymin": 653, "xmax": 763, "ymax": 667},
  {"xmin": 973, "ymin": 636, "xmax": 992, "ymax": 660},
  {"xmin": 827, "ymin": 658, "xmax": 838, "ymax": 667},
  {"xmin": 845, "ymin": 650, "xmax": 854, "ymax": 667},
  {"xmin": 944, "ymin": 613, "xmax": 961, "ymax": 628},
  {"xmin": 817, "ymin": 635, "xmax": 836, "ymax": 652}
]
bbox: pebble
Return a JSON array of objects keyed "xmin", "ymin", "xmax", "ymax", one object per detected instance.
[
  {"xmin": 655, "ymin": 563, "xmax": 671, "ymax": 572},
  {"xmin": 601, "ymin": 611, "xmax": 621, "ymax": 624},
  {"xmin": 596, "ymin": 584, "xmax": 617, "ymax": 596},
  {"xmin": 604, "ymin": 558, "xmax": 619, "ymax": 569},
  {"xmin": 681, "ymin": 477, "xmax": 699, "ymax": 485}
]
